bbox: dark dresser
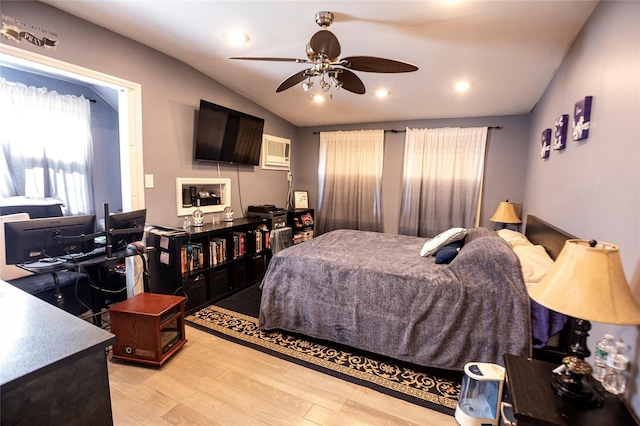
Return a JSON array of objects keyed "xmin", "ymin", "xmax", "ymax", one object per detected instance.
[{"xmin": 0, "ymin": 280, "xmax": 116, "ymax": 425}]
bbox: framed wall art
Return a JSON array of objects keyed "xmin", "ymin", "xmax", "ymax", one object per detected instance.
[
  {"xmin": 572, "ymin": 96, "xmax": 593, "ymax": 141},
  {"xmin": 554, "ymin": 114, "xmax": 568, "ymax": 150},
  {"xmin": 540, "ymin": 128, "xmax": 551, "ymax": 159},
  {"xmin": 294, "ymin": 190, "xmax": 309, "ymax": 209}
]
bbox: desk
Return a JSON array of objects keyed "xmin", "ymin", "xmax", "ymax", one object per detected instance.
[
  {"xmin": 0, "ymin": 280, "xmax": 115, "ymax": 425},
  {"xmin": 504, "ymin": 354, "xmax": 638, "ymax": 425},
  {"xmin": 18, "ymin": 247, "xmax": 151, "ymax": 324}
]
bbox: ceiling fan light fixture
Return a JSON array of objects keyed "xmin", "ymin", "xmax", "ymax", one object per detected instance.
[
  {"xmin": 312, "ymin": 94, "xmax": 325, "ymax": 103},
  {"xmin": 302, "ymin": 80, "xmax": 314, "ymax": 92},
  {"xmin": 329, "ymin": 75, "xmax": 342, "ymax": 90},
  {"xmin": 320, "ymin": 78, "xmax": 331, "ymax": 92},
  {"xmin": 230, "ymin": 11, "xmax": 419, "ymax": 96}
]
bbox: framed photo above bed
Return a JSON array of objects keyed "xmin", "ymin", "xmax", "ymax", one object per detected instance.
[{"xmin": 294, "ymin": 190, "xmax": 309, "ymax": 209}]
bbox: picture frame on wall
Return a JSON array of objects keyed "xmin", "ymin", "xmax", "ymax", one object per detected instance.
[
  {"xmin": 540, "ymin": 128, "xmax": 551, "ymax": 159},
  {"xmin": 554, "ymin": 114, "xmax": 568, "ymax": 150},
  {"xmin": 572, "ymin": 96, "xmax": 593, "ymax": 141},
  {"xmin": 294, "ymin": 190, "xmax": 309, "ymax": 209}
]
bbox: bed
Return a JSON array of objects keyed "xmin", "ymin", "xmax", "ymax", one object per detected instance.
[{"xmin": 259, "ymin": 215, "xmax": 574, "ymax": 371}]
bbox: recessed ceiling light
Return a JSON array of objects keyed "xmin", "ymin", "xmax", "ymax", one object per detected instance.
[
  {"xmin": 225, "ymin": 30, "xmax": 249, "ymax": 45},
  {"xmin": 455, "ymin": 81, "xmax": 472, "ymax": 92},
  {"xmin": 375, "ymin": 89, "xmax": 389, "ymax": 98}
]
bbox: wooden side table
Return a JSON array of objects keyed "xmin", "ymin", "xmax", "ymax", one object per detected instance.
[
  {"xmin": 504, "ymin": 354, "xmax": 638, "ymax": 425},
  {"xmin": 110, "ymin": 293, "xmax": 187, "ymax": 366}
]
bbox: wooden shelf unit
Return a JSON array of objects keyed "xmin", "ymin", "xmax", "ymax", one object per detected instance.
[
  {"xmin": 109, "ymin": 293, "xmax": 187, "ymax": 366},
  {"xmin": 146, "ymin": 217, "xmax": 273, "ymax": 313}
]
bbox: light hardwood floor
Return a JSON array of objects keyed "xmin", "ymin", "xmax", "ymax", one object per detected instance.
[{"xmin": 107, "ymin": 325, "xmax": 458, "ymax": 425}]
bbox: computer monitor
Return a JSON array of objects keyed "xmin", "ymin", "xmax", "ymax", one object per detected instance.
[
  {"xmin": 4, "ymin": 215, "xmax": 97, "ymax": 265},
  {"xmin": 107, "ymin": 208, "xmax": 146, "ymax": 252}
]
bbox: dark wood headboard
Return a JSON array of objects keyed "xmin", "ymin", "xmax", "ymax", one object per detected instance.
[
  {"xmin": 523, "ymin": 215, "xmax": 578, "ymax": 363},
  {"xmin": 524, "ymin": 215, "xmax": 576, "ymax": 261}
]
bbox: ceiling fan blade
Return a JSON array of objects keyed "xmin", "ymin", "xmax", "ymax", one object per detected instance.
[
  {"xmin": 229, "ymin": 57, "xmax": 309, "ymax": 63},
  {"xmin": 276, "ymin": 70, "xmax": 310, "ymax": 93},
  {"xmin": 336, "ymin": 69, "xmax": 366, "ymax": 95},
  {"xmin": 309, "ymin": 30, "xmax": 341, "ymax": 60},
  {"xmin": 341, "ymin": 56, "xmax": 419, "ymax": 73}
]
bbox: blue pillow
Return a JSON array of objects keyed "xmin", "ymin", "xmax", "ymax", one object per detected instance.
[{"xmin": 435, "ymin": 239, "xmax": 465, "ymax": 264}]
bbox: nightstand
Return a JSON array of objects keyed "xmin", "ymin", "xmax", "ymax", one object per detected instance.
[{"xmin": 503, "ymin": 354, "xmax": 638, "ymax": 425}]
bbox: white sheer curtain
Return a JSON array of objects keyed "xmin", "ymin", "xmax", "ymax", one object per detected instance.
[
  {"xmin": 317, "ymin": 129, "xmax": 384, "ymax": 234},
  {"xmin": 398, "ymin": 127, "xmax": 487, "ymax": 237},
  {"xmin": 0, "ymin": 78, "xmax": 94, "ymax": 215}
]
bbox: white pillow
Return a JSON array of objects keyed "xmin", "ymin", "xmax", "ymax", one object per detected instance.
[
  {"xmin": 513, "ymin": 244, "xmax": 554, "ymax": 286},
  {"xmin": 420, "ymin": 227, "xmax": 467, "ymax": 257},
  {"xmin": 497, "ymin": 229, "xmax": 533, "ymax": 248}
]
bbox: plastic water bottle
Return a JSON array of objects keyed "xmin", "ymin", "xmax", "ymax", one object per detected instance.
[
  {"xmin": 592, "ymin": 334, "xmax": 615, "ymax": 382},
  {"xmin": 603, "ymin": 341, "xmax": 629, "ymax": 395}
]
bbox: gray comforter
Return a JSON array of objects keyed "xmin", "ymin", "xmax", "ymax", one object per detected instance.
[{"xmin": 259, "ymin": 227, "xmax": 532, "ymax": 370}]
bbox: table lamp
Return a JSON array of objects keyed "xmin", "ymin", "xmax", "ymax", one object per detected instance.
[
  {"xmin": 528, "ymin": 239, "xmax": 640, "ymax": 405},
  {"xmin": 489, "ymin": 200, "xmax": 521, "ymax": 229}
]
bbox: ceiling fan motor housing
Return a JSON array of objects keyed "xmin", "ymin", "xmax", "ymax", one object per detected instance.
[{"xmin": 315, "ymin": 11, "xmax": 334, "ymax": 28}]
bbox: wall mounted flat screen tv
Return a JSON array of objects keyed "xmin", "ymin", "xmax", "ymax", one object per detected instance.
[{"xmin": 194, "ymin": 99, "xmax": 265, "ymax": 166}]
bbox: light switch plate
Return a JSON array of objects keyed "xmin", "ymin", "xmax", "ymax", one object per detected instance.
[{"xmin": 144, "ymin": 174, "xmax": 154, "ymax": 188}]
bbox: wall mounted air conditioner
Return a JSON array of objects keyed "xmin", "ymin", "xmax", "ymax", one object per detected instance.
[{"xmin": 261, "ymin": 134, "xmax": 290, "ymax": 170}]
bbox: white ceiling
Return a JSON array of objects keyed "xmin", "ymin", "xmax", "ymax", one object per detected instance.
[{"xmin": 42, "ymin": 1, "xmax": 598, "ymax": 127}]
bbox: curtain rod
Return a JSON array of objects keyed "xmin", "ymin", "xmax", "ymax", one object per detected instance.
[{"xmin": 313, "ymin": 126, "xmax": 502, "ymax": 135}]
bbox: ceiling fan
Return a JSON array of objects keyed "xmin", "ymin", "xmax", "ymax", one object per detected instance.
[{"xmin": 229, "ymin": 11, "xmax": 419, "ymax": 95}]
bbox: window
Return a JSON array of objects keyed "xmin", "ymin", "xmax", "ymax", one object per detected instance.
[
  {"xmin": 0, "ymin": 78, "xmax": 94, "ymax": 215},
  {"xmin": 398, "ymin": 127, "xmax": 488, "ymax": 237},
  {"xmin": 317, "ymin": 130, "xmax": 384, "ymax": 234}
]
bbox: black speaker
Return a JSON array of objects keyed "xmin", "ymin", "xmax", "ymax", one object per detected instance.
[
  {"xmin": 189, "ymin": 186, "xmax": 197, "ymax": 205},
  {"xmin": 182, "ymin": 188, "xmax": 192, "ymax": 207}
]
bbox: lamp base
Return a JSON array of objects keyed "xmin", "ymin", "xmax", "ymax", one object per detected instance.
[{"xmin": 551, "ymin": 356, "xmax": 603, "ymax": 407}]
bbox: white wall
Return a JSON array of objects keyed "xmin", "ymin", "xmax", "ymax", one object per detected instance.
[{"xmin": 523, "ymin": 0, "xmax": 640, "ymax": 413}]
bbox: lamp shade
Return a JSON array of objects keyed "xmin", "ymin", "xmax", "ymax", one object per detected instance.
[
  {"xmin": 528, "ymin": 239, "xmax": 640, "ymax": 325},
  {"xmin": 489, "ymin": 201, "xmax": 521, "ymax": 224}
]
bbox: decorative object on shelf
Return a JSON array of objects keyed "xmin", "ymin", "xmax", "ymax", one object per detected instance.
[
  {"xmin": 528, "ymin": 239, "xmax": 640, "ymax": 407},
  {"xmin": 223, "ymin": 206, "xmax": 234, "ymax": 222},
  {"xmin": 300, "ymin": 212, "xmax": 314, "ymax": 227},
  {"xmin": 294, "ymin": 190, "xmax": 309, "ymax": 209},
  {"xmin": 572, "ymin": 96, "xmax": 593, "ymax": 141},
  {"xmin": 554, "ymin": 114, "xmax": 569, "ymax": 150},
  {"xmin": 192, "ymin": 200, "xmax": 204, "ymax": 227},
  {"xmin": 540, "ymin": 128, "xmax": 551, "ymax": 159},
  {"xmin": 489, "ymin": 200, "xmax": 521, "ymax": 230}
]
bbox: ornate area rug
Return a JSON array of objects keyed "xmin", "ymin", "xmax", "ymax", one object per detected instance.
[{"xmin": 186, "ymin": 305, "xmax": 461, "ymax": 416}]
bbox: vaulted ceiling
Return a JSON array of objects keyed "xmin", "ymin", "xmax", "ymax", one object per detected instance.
[{"xmin": 42, "ymin": 1, "xmax": 598, "ymax": 127}]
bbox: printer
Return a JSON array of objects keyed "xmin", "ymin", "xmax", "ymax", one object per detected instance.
[{"xmin": 247, "ymin": 205, "xmax": 287, "ymax": 228}]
